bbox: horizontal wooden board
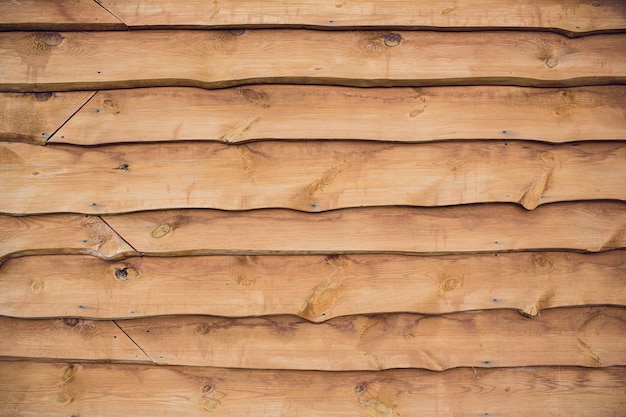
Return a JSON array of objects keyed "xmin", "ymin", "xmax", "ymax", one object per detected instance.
[
  {"xmin": 2, "ymin": 141, "xmax": 625, "ymax": 214},
  {"xmin": 0, "ymin": 252, "xmax": 624, "ymax": 320},
  {"xmin": 1, "ymin": 362, "xmax": 624, "ymax": 416},
  {"xmin": 0, "ymin": 91, "xmax": 94, "ymax": 144},
  {"xmin": 0, "ymin": 0, "xmax": 125, "ymax": 31},
  {"xmin": 49, "ymin": 85, "xmax": 626, "ymax": 145},
  {"xmin": 119, "ymin": 307, "xmax": 626, "ymax": 370},
  {"xmin": 0, "ymin": 214, "xmax": 136, "ymax": 261},
  {"xmin": 101, "ymin": 202, "xmax": 626, "ymax": 256},
  {"xmin": 0, "ymin": 317, "xmax": 148, "ymax": 363},
  {"xmin": 1, "ymin": 30, "xmax": 625, "ymax": 92},
  {"xmin": 99, "ymin": 0, "xmax": 626, "ymax": 36}
]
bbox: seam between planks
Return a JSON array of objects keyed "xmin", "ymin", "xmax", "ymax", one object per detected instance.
[
  {"xmin": 44, "ymin": 91, "xmax": 99, "ymax": 145},
  {"xmin": 92, "ymin": 0, "xmax": 128, "ymax": 29},
  {"xmin": 98, "ymin": 216, "xmax": 139, "ymax": 254},
  {"xmin": 112, "ymin": 320, "xmax": 154, "ymax": 364}
]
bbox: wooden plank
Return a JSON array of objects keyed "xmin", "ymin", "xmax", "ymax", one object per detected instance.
[
  {"xmin": 0, "ymin": 251, "xmax": 622, "ymax": 321},
  {"xmin": 0, "ymin": 214, "xmax": 136, "ymax": 261},
  {"xmin": 0, "ymin": 0, "xmax": 126, "ymax": 31},
  {"xmin": 2, "ymin": 141, "xmax": 625, "ymax": 214},
  {"xmin": 1, "ymin": 30, "xmax": 625, "ymax": 92},
  {"xmin": 50, "ymin": 85, "xmax": 626, "ymax": 145},
  {"xmin": 1, "ymin": 362, "xmax": 624, "ymax": 416},
  {"xmin": 0, "ymin": 317, "xmax": 148, "ymax": 364},
  {"xmin": 116, "ymin": 307, "xmax": 626, "ymax": 370},
  {"xmin": 101, "ymin": 202, "xmax": 626, "ymax": 257},
  {"xmin": 0, "ymin": 91, "xmax": 95, "ymax": 144},
  {"xmin": 99, "ymin": 0, "xmax": 626, "ymax": 36}
]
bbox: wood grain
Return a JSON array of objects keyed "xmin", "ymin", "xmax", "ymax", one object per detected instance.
[
  {"xmin": 49, "ymin": 85, "xmax": 626, "ymax": 145},
  {"xmin": 2, "ymin": 141, "xmax": 625, "ymax": 214},
  {"xmin": 0, "ymin": 91, "xmax": 94, "ymax": 144},
  {"xmin": 101, "ymin": 202, "xmax": 626, "ymax": 257},
  {"xmin": 0, "ymin": 317, "xmax": 148, "ymax": 364},
  {"xmin": 0, "ymin": 0, "xmax": 125, "ymax": 31},
  {"xmin": 99, "ymin": 0, "xmax": 626, "ymax": 36},
  {"xmin": 0, "ymin": 252, "xmax": 624, "ymax": 320},
  {"xmin": 0, "ymin": 214, "xmax": 137, "ymax": 261},
  {"xmin": 1, "ymin": 30, "xmax": 625, "ymax": 92},
  {"xmin": 1, "ymin": 362, "xmax": 624, "ymax": 416}
]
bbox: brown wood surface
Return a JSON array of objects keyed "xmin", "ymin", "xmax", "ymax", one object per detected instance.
[
  {"xmin": 99, "ymin": 0, "xmax": 626, "ymax": 35},
  {"xmin": 2, "ymin": 141, "xmax": 625, "ymax": 214},
  {"xmin": 0, "ymin": 214, "xmax": 136, "ymax": 261},
  {"xmin": 101, "ymin": 202, "xmax": 626, "ymax": 256},
  {"xmin": 0, "ymin": 252, "xmax": 624, "ymax": 320},
  {"xmin": 0, "ymin": 91, "xmax": 94, "ymax": 144},
  {"xmin": 48, "ymin": 85, "xmax": 626, "ymax": 145},
  {"xmin": 0, "ymin": 317, "xmax": 148, "ymax": 364},
  {"xmin": 0, "ymin": 0, "xmax": 125, "ymax": 31},
  {"xmin": 1, "ymin": 362, "xmax": 624, "ymax": 416},
  {"xmin": 1, "ymin": 30, "xmax": 625, "ymax": 92}
]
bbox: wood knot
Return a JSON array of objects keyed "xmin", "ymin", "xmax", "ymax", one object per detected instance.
[
  {"xmin": 35, "ymin": 92, "xmax": 53, "ymax": 101},
  {"xmin": 54, "ymin": 392, "xmax": 73, "ymax": 405},
  {"xmin": 30, "ymin": 279, "xmax": 45, "ymax": 293},
  {"xmin": 102, "ymin": 97, "xmax": 121, "ymax": 115},
  {"xmin": 229, "ymin": 29, "xmax": 245, "ymax": 36},
  {"xmin": 114, "ymin": 266, "xmax": 141, "ymax": 281},
  {"xmin": 440, "ymin": 276, "xmax": 460, "ymax": 293},
  {"xmin": 354, "ymin": 383, "xmax": 367, "ymax": 394},
  {"xmin": 532, "ymin": 254, "xmax": 554, "ymax": 273},
  {"xmin": 151, "ymin": 223, "xmax": 171, "ymax": 238},
  {"xmin": 195, "ymin": 324, "xmax": 212, "ymax": 335},
  {"xmin": 545, "ymin": 57, "xmax": 559, "ymax": 68},
  {"xmin": 41, "ymin": 32, "xmax": 63, "ymax": 46},
  {"xmin": 118, "ymin": 163, "xmax": 130, "ymax": 171},
  {"xmin": 384, "ymin": 33, "xmax": 402, "ymax": 47},
  {"xmin": 63, "ymin": 318, "xmax": 80, "ymax": 327},
  {"xmin": 200, "ymin": 398, "xmax": 220, "ymax": 411},
  {"xmin": 202, "ymin": 384, "xmax": 214, "ymax": 394},
  {"xmin": 59, "ymin": 364, "xmax": 77, "ymax": 386}
]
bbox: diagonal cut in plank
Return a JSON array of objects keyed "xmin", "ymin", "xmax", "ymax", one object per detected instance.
[
  {"xmin": 99, "ymin": 0, "xmax": 626, "ymax": 36},
  {"xmin": 1, "ymin": 362, "xmax": 625, "ymax": 416},
  {"xmin": 48, "ymin": 85, "xmax": 626, "ymax": 145},
  {"xmin": 0, "ymin": 214, "xmax": 137, "ymax": 262},
  {"xmin": 2, "ymin": 141, "xmax": 625, "ymax": 214},
  {"xmin": 1, "ymin": 30, "xmax": 625, "ymax": 92},
  {"xmin": 0, "ymin": 91, "xmax": 95, "ymax": 144},
  {"xmin": 0, "ymin": 0, "xmax": 126, "ymax": 31},
  {"xmin": 0, "ymin": 251, "xmax": 623, "ymax": 320},
  {"xmin": 0, "ymin": 316, "xmax": 150, "ymax": 364}
]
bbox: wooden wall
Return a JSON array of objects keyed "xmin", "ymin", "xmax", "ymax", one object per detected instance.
[{"xmin": 1, "ymin": 1, "xmax": 625, "ymax": 415}]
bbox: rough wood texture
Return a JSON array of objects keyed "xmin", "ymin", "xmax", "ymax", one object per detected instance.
[
  {"xmin": 0, "ymin": 214, "xmax": 136, "ymax": 261},
  {"xmin": 0, "ymin": 252, "xmax": 624, "ymax": 320},
  {"xmin": 0, "ymin": 91, "xmax": 94, "ymax": 144},
  {"xmin": 119, "ymin": 307, "xmax": 626, "ymax": 370},
  {"xmin": 1, "ymin": 362, "xmax": 624, "ymax": 416},
  {"xmin": 0, "ymin": 0, "xmax": 125, "ymax": 31},
  {"xmin": 2, "ymin": 30, "xmax": 625, "ymax": 92},
  {"xmin": 49, "ymin": 85, "xmax": 626, "ymax": 145},
  {"xmin": 99, "ymin": 0, "xmax": 626, "ymax": 35},
  {"xmin": 2, "ymin": 141, "xmax": 625, "ymax": 214},
  {"xmin": 101, "ymin": 202, "xmax": 626, "ymax": 256},
  {"xmin": 0, "ymin": 317, "xmax": 148, "ymax": 364}
]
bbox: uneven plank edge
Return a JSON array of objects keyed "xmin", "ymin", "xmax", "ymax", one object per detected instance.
[
  {"xmin": 1, "ymin": 362, "xmax": 624, "ymax": 416},
  {"xmin": 2, "ymin": 141, "xmax": 625, "ymax": 214},
  {"xmin": 46, "ymin": 85, "xmax": 626, "ymax": 145},
  {"xmin": 1, "ymin": 251, "xmax": 624, "ymax": 320},
  {"xmin": 1, "ymin": 30, "xmax": 625, "ymax": 92},
  {"xmin": 2, "ymin": 308, "xmax": 623, "ymax": 370}
]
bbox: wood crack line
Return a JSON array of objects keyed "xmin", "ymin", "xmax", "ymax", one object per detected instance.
[
  {"xmin": 98, "ymin": 216, "xmax": 139, "ymax": 254},
  {"xmin": 92, "ymin": 0, "xmax": 129, "ymax": 28},
  {"xmin": 112, "ymin": 320, "xmax": 154, "ymax": 363}
]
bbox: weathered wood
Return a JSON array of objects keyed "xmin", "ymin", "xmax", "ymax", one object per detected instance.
[
  {"xmin": 0, "ymin": 214, "xmax": 136, "ymax": 261},
  {"xmin": 99, "ymin": 0, "xmax": 626, "ymax": 36},
  {"xmin": 1, "ymin": 362, "xmax": 624, "ymax": 416},
  {"xmin": 1, "ymin": 30, "xmax": 625, "ymax": 92},
  {"xmin": 2, "ymin": 141, "xmax": 625, "ymax": 214},
  {"xmin": 101, "ymin": 202, "xmax": 626, "ymax": 257},
  {"xmin": 49, "ymin": 85, "xmax": 626, "ymax": 145},
  {"xmin": 0, "ymin": 91, "xmax": 94, "ymax": 144},
  {"xmin": 119, "ymin": 307, "xmax": 626, "ymax": 370},
  {"xmin": 0, "ymin": 0, "xmax": 126, "ymax": 31},
  {"xmin": 0, "ymin": 317, "xmax": 148, "ymax": 364},
  {"xmin": 0, "ymin": 252, "xmax": 624, "ymax": 320}
]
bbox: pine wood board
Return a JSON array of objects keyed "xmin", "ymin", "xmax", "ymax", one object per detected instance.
[
  {"xmin": 0, "ymin": 0, "xmax": 125, "ymax": 31},
  {"xmin": 1, "ymin": 362, "xmax": 624, "ymax": 416},
  {"xmin": 2, "ymin": 141, "xmax": 625, "ymax": 214},
  {"xmin": 0, "ymin": 317, "xmax": 148, "ymax": 364},
  {"xmin": 100, "ymin": 202, "xmax": 626, "ymax": 257},
  {"xmin": 98, "ymin": 0, "xmax": 626, "ymax": 36},
  {"xmin": 2, "ymin": 30, "xmax": 625, "ymax": 92},
  {"xmin": 48, "ymin": 85, "xmax": 626, "ymax": 145},
  {"xmin": 0, "ymin": 252, "xmax": 624, "ymax": 320},
  {"xmin": 0, "ymin": 214, "xmax": 137, "ymax": 262},
  {"xmin": 0, "ymin": 91, "xmax": 94, "ymax": 144}
]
